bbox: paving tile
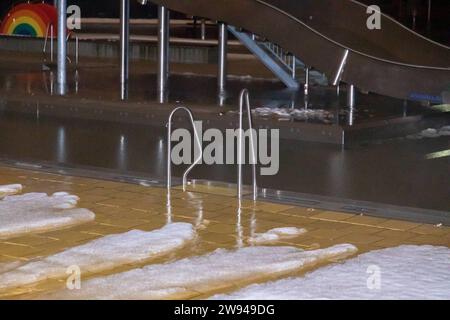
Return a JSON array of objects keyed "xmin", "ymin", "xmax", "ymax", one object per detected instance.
[
  {"xmin": 410, "ymin": 224, "xmax": 450, "ymax": 236},
  {"xmin": 310, "ymin": 211, "xmax": 355, "ymax": 221},
  {"xmin": 377, "ymin": 219, "xmax": 423, "ymax": 231},
  {"xmin": 344, "ymin": 215, "xmax": 389, "ymax": 227},
  {"xmin": 278, "ymin": 207, "xmax": 321, "ymax": 217},
  {"xmin": 339, "ymin": 224, "xmax": 384, "ymax": 235},
  {"xmin": 403, "ymin": 234, "xmax": 450, "ymax": 246},
  {"xmin": 1, "ymin": 165, "xmax": 449, "ymax": 300},
  {"xmin": 0, "ymin": 235, "xmax": 58, "ymax": 247},
  {"xmin": 306, "ymin": 228, "xmax": 354, "ymax": 240},
  {"xmin": 373, "ymin": 229, "xmax": 418, "ymax": 241},
  {"xmin": 334, "ymin": 233, "xmax": 385, "ymax": 245}
]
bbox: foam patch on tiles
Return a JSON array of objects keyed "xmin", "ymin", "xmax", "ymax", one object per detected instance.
[
  {"xmin": 213, "ymin": 245, "xmax": 450, "ymax": 300},
  {"xmin": 248, "ymin": 227, "xmax": 307, "ymax": 245},
  {"xmin": 51, "ymin": 243, "xmax": 357, "ymax": 299},
  {"xmin": 0, "ymin": 184, "xmax": 23, "ymax": 198},
  {"xmin": 0, "ymin": 261, "xmax": 23, "ymax": 274},
  {"xmin": 0, "ymin": 223, "xmax": 195, "ymax": 291},
  {"xmin": 0, "ymin": 192, "xmax": 95, "ymax": 239}
]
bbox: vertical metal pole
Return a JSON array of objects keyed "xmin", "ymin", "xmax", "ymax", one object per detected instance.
[
  {"xmin": 347, "ymin": 84, "xmax": 355, "ymax": 108},
  {"xmin": 167, "ymin": 116, "xmax": 172, "ymax": 192},
  {"xmin": 427, "ymin": 0, "xmax": 432, "ymax": 30},
  {"xmin": 165, "ymin": 10, "xmax": 170, "ymax": 82},
  {"xmin": 57, "ymin": 0, "xmax": 67, "ymax": 95},
  {"xmin": 218, "ymin": 22, "xmax": 228, "ymax": 93},
  {"xmin": 217, "ymin": 92, "xmax": 226, "ymax": 107},
  {"xmin": 50, "ymin": 71, "xmax": 54, "ymax": 95},
  {"xmin": 120, "ymin": 0, "xmax": 130, "ymax": 85},
  {"xmin": 200, "ymin": 19, "xmax": 206, "ymax": 40},
  {"xmin": 75, "ymin": 36, "xmax": 79, "ymax": 66},
  {"xmin": 403, "ymin": 100, "xmax": 408, "ymax": 117},
  {"xmin": 236, "ymin": 200, "xmax": 244, "ymax": 247},
  {"xmin": 304, "ymin": 67, "xmax": 310, "ymax": 96},
  {"xmin": 50, "ymin": 24, "xmax": 54, "ymax": 62},
  {"xmin": 291, "ymin": 55, "xmax": 296, "ymax": 79},
  {"xmin": 348, "ymin": 105, "xmax": 355, "ymax": 126},
  {"xmin": 237, "ymin": 96, "xmax": 244, "ymax": 200},
  {"xmin": 158, "ymin": 6, "xmax": 169, "ymax": 103},
  {"xmin": 347, "ymin": 84, "xmax": 355, "ymax": 126},
  {"xmin": 74, "ymin": 70, "xmax": 79, "ymax": 94},
  {"xmin": 237, "ymin": 89, "xmax": 257, "ymax": 201}
]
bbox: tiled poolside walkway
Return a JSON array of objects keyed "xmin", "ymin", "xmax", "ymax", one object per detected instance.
[{"xmin": 0, "ymin": 165, "xmax": 449, "ymax": 299}]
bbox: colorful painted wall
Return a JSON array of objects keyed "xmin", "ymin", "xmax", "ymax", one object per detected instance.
[{"xmin": 0, "ymin": 3, "xmax": 57, "ymax": 38}]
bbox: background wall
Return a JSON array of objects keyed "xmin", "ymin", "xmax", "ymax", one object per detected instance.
[{"xmin": 0, "ymin": 0, "xmax": 448, "ymax": 44}]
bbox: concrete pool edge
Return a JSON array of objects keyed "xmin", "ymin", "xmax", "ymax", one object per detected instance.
[
  {"xmin": 1, "ymin": 91, "xmax": 447, "ymax": 146},
  {"xmin": 1, "ymin": 159, "xmax": 448, "ymax": 227}
]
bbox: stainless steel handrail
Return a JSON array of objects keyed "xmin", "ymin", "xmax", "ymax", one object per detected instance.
[
  {"xmin": 167, "ymin": 106, "xmax": 203, "ymax": 192},
  {"xmin": 43, "ymin": 24, "xmax": 50, "ymax": 53},
  {"xmin": 43, "ymin": 25, "xmax": 79, "ymax": 65},
  {"xmin": 261, "ymin": 42, "xmax": 291, "ymax": 71},
  {"xmin": 237, "ymin": 89, "xmax": 258, "ymax": 201},
  {"xmin": 43, "ymin": 24, "xmax": 54, "ymax": 62},
  {"xmin": 66, "ymin": 32, "xmax": 73, "ymax": 64},
  {"xmin": 333, "ymin": 49, "xmax": 349, "ymax": 86}
]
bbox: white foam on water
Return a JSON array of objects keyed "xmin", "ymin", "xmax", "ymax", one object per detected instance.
[
  {"xmin": 248, "ymin": 227, "xmax": 307, "ymax": 245},
  {"xmin": 0, "ymin": 222, "xmax": 195, "ymax": 291},
  {"xmin": 0, "ymin": 184, "xmax": 23, "ymax": 198},
  {"xmin": 407, "ymin": 126, "xmax": 450, "ymax": 139},
  {"xmin": 0, "ymin": 192, "xmax": 95, "ymax": 239},
  {"xmin": 212, "ymin": 245, "xmax": 450, "ymax": 300},
  {"xmin": 51, "ymin": 243, "xmax": 357, "ymax": 299},
  {"xmin": 252, "ymin": 107, "xmax": 335, "ymax": 123}
]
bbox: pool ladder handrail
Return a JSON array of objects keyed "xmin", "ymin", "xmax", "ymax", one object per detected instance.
[
  {"xmin": 167, "ymin": 106, "xmax": 203, "ymax": 192},
  {"xmin": 43, "ymin": 26, "xmax": 79, "ymax": 65},
  {"xmin": 43, "ymin": 23, "xmax": 54, "ymax": 62},
  {"xmin": 237, "ymin": 89, "xmax": 258, "ymax": 201}
]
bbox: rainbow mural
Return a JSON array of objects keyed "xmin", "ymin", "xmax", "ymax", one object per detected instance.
[{"xmin": 0, "ymin": 3, "xmax": 57, "ymax": 38}]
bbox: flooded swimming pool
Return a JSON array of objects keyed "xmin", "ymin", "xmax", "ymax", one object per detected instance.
[{"xmin": 0, "ymin": 112, "xmax": 448, "ymax": 212}]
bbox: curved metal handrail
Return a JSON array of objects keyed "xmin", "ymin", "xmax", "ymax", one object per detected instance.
[
  {"xmin": 42, "ymin": 23, "xmax": 54, "ymax": 57},
  {"xmin": 167, "ymin": 106, "xmax": 203, "ymax": 192},
  {"xmin": 43, "ymin": 24, "xmax": 78, "ymax": 64},
  {"xmin": 237, "ymin": 89, "xmax": 258, "ymax": 201}
]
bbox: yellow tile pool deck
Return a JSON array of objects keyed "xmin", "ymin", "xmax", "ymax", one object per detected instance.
[{"xmin": 0, "ymin": 165, "xmax": 449, "ymax": 299}]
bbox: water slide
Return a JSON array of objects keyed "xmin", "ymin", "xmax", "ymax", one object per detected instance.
[{"xmin": 150, "ymin": 0, "xmax": 450, "ymax": 103}]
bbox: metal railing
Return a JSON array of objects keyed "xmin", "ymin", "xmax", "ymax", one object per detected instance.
[
  {"xmin": 260, "ymin": 41, "xmax": 307, "ymax": 78},
  {"xmin": 228, "ymin": 26, "xmax": 299, "ymax": 88},
  {"xmin": 235, "ymin": 31, "xmax": 328, "ymax": 87},
  {"xmin": 43, "ymin": 23, "xmax": 54, "ymax": 62},
  {"xmin": 333, "ymin": 49, "xmax": 349, "ymax": 86},
  {"xmin": 165, "ymin": 95, "xmax": 257, "ymax": 200},
  {"xmin": 237, "ymin": 89, "xmax": 258, "ymax": 201},
  {"xmin": 43, "ymin": 27, "xmax": 79, "ymax": 65},
  {"xmin": 262, "ymin": 41, "xmax": 297, "ymax": 71},
  {"xmin": 166, "ymin": 106, "xmax": 203, "ymax": 192},
  {"xmin": 42, "ymin": 24, "xmax": 80, "ymax": 66}
]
